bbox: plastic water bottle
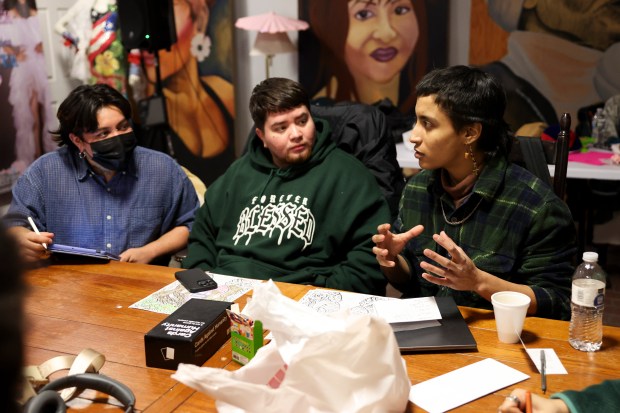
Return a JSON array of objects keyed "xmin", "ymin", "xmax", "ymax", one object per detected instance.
[
  {"xmin": 569, "ymin": 252, "xmax": 606, "ymax": 351},
  {"xmin": 592, "ymin": 107, "xmax": 606, "ymax": 147}
]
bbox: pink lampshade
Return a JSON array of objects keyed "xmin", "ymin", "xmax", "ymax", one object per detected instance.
[
  {"xmin": 235, "ymin": 11, "xmax": 309, "ymax": 33},
  {"xmin": 250, "ymin": 32, "xmax": 296, "ymax": 56},
  {"xmin": 236, "ymin": 11, "xmax": 308, "ymax": 78}
]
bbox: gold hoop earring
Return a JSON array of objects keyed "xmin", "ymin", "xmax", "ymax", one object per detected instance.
[{"xmin": 465, "ymin": 144, "xmax": 479, "ymax": 176}]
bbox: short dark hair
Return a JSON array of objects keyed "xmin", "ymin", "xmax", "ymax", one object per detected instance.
[
  {"xmin": 249, "ymin": 78, "xmax": 310, "ymax": 130},
  {"xmin": 51, "ymin": 84, "xmax": 132, "ymax": 148},
  {"xmin": 415, "ymin": 65, "xmax": 511, "ymax": 157}
]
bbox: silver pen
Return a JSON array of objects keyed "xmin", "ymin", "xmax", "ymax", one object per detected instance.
[{"xmin": 541, "ymin": 349, "xmax": 547, "ymax": 394}]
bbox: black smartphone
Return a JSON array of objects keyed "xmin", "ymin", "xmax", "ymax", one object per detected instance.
[{"xmin": 175, "ymin": 268, "xmax": 218, "ymax": 293}]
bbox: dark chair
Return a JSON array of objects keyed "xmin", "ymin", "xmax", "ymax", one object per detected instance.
[
  {"xmin": 509, "ymin": 113, "xmax": 571, "ymax": 199},
  {"xmin": 309, "ymin": 102, "xmax": 405, "ymax": 220}
]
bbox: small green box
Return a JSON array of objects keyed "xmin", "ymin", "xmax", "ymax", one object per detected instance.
[{"xmin": 227, "ymin": 310, "xmax": 263, "ymax": 365}]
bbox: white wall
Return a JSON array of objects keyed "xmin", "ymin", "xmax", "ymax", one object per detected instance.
[{"xmin": 232, "ymin": 0, "xmax": 299, "ymax": 155}]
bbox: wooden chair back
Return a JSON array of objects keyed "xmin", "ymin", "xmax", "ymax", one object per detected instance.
[{"xmin": 509, "ymin": 113, "xmax": 571, "ymax": 199}]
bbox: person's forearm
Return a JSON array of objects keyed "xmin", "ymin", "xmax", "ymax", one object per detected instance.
[
  {"xmin": 474, "ymin": 270, "xmax": 539, "ymax": 315},
  {"xmin": 141, "ymin": 226, "xmax": 190, "ymax": 260}
]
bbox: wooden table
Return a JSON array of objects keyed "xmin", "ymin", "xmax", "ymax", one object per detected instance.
[{"xmin": 24, "ymin": 261, "xmax": 620, "ymax": 412}]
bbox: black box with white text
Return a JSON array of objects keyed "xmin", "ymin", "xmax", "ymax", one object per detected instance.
[{"xmin": 144, "ymin": 299, "xmax": 232, "ymax": 370}]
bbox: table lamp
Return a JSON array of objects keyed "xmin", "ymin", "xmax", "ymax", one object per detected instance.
[{"xmin": 235, "ymin": 11, "xmax": 309, "ymax": 78}]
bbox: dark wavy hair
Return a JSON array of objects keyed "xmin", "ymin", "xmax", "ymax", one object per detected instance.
[
  {"xmin": 249, "ymin": 78, "xmax": 310, "ymax": 130},
  {"xmin": 415, "ymin": 65, "xmax": 512, "ymax": 158},
  {"xmin": 50, "ymin": 84, "xmax": 132, "ymax": 148},
  {"xmin": 2, "ymin": 0, "xmax": 37, "ymax": 12}
]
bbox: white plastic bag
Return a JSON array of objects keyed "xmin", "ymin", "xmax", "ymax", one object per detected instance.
[{"xmin": 172, "ymin": 280, "xmax": 410, "ymax": 413}]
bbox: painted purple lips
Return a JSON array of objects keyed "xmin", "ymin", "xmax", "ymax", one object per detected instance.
[{"xmin": 371, "ymin": 47, "xmax": 398, "ymax": 62}]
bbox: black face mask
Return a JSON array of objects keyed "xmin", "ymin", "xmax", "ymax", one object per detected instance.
[{"xmin": 89, "ymin": 131, "xmax": 138, "ymax": 171}]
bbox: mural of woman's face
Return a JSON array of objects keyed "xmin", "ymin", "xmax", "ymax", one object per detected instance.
[
  {"xmin": 144, "ymin": 0, "xmax": 208, "ymax": 81},
  {"xmin": 344, "ymin": 0, "xmax": 418, "ymax": 84}
]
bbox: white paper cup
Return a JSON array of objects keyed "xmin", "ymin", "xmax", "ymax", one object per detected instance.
[{"xmin": 491, "ymin": 291, "xmax": 531, "ymax": 343}]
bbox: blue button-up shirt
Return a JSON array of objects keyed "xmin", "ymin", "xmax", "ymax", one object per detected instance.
[{"xmin": 5, "ymin": 146, "xmax": 200, "ymax": 257}]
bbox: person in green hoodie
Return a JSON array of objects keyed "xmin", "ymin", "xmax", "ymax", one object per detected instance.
[{"xmin": 182, "ymin": 77, "xmax": 391, "ymax": 295}]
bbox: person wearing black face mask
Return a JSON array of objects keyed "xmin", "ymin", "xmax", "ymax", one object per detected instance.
[
  {"xmin": 5, "ymin": 84, "xmax": 200, "ymax": 265},
  {"xmin": 73, "ymin": 116, "xmax": 138, "ymax": 177},
  {"xmin": 87, "ymin": 130, "xmax": 138, "ymax": 172}
]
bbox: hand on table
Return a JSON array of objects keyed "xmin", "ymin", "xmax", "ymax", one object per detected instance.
[
  {"xmin": 119, "ymin": 246, "xmax": 156, "ymax": 264},
  {"xmin": 498, "ymin": 389, "xmax": 569, "ymax": 413}
]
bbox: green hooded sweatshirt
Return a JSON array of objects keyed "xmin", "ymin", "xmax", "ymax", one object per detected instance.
[{"xmin": 183, "ymin": 118, "xmax": 390, "ymax": 295}]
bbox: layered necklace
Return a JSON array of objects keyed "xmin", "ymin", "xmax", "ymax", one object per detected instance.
[{"xmin": 440, "ymin": 196, "xmax": 484, "ymax": 226}]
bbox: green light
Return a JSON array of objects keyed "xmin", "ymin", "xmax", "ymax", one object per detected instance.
[{"xmin": 145, "ymin": 34, "xmax": 150, "ymax": 39}]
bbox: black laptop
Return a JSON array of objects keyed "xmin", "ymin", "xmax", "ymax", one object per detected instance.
[{"xmin": 394, "ymin": 296, "xmax": 477, "ymax": 352}]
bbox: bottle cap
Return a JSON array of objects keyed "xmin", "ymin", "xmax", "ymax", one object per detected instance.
[{"xmin": 582, "ymin": 251, "xmax": 599, "ymax": 262}]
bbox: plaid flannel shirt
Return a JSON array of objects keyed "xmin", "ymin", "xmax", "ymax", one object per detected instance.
[{"xmin": 394, "ymin": 155, "xmax": 576, "ymax": 320}]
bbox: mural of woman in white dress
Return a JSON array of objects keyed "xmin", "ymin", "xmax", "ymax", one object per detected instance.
[{"xmin": 1, "ymin": 0, "xmax": 54, "ymax": 172}]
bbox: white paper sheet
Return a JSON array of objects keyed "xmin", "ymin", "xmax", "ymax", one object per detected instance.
[
  {"xmin": 409, "ymin": 358, "xmax": 529, "ymax": 413},
  {"xmin": 526, "ymin": 348, "xmax": 568, "ymax": 374},
  {"xmin": 129, "ymin": 273, "xmax": 261, "ymax": 314},
  {"xmin": 297, "ymin": 289, "xmax": 443, "ymax": 321},
  {"xmin": 297, "ymin": 289, "xmax": 391, "ymax": 316},
  {"xmin": 298, "ymin": 290, "xmax": 443, "ymax": 332},
  {"xmin": 374, "ymin": 297, "xmax": 442, "ymax": 323},
  {"xmin": 516, "ymin": 330, "xmax": 568, "ymax": 375}
]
